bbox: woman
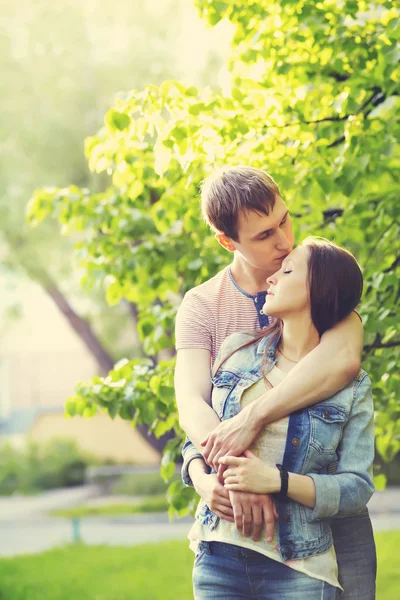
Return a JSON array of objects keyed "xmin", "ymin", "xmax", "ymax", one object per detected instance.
[{"xmin": 187, "ymin": 237, "xmax": 375, "ymax": 600}]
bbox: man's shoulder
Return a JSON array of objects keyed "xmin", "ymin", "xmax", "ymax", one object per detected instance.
[{"xmin": 182, "ymin": 266, "xmax": 230, "ymax": 305}]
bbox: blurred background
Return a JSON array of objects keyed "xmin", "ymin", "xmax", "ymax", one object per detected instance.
[
  {"xmin": 0, "ymin": 0, "xmax": 230, "ymax": 459},
  {"xmin": 0, "ymin": 0, "xmax": 398, "ymax": 598}
]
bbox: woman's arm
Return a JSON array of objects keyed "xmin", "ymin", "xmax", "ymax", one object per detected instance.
[
  {"xmin": 306, "ymin": 373, "xmax": 375, "ymax": 521},
  {"xmin": 220, "ymin": 451, "xmax": 317, "ymax": 508}
]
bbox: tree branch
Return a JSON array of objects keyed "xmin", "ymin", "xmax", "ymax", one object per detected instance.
[{"xmin": 364, "ymin": 340, "xmax": 400, "ymax": 352}]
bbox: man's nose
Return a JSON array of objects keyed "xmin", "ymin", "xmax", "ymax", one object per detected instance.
[{"xmin": 276, "ymin": 229, "xmax": 292, "ymax": 251}]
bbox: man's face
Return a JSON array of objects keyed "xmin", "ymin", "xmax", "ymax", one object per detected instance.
[{"xmin": 218, "ymin": 196, "xmax": 295, "ymax": 275}]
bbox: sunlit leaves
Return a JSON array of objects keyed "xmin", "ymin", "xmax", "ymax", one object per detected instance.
[{"xmin": 29, "ymin": 0, "xmax": 400, "ymax": 504}]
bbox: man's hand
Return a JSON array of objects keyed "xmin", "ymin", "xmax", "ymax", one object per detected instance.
[
  {"xmin": 201, "ymin": 406, "xmax": 261, "ymax": 472},
  {"xmin": 194, "ymin": 473, "xmax": 235, "ymax": 523},
  {"xmin": 229, "ymin": 489, "xmax": 278, "ymax": 542}
]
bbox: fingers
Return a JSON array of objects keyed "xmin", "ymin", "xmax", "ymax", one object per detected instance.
[
  {"xmin": 224, "ymin": 467, "xmax": 246, "ymax": 491},
  {"xmin": 206, "ymin": 443, "xmax": 219, "ymax": 470},
  {"xmin": 222, "ymin": 467, "xmax": 243, "ymax": 490},
  {"xmin": 210, "ymin": 450, "xmax": 225, "ymax": 472},
  {"xmin": 214, "ymin": 494, "xmax": 233, "ymax": 508},
  {"xmin": 223, "ymin": 465, "xmax": 240, "ymax": 486},
  {"xmin": 222, "ymin": 466, "xmax": 237, "ymax": 480},
  {"xmin": 214, "ymin": 504, "xmax": 235, "ymax": 518},
  {"xmin": 251, "ymin": 505, "xmax": 263, "ymax": 542},
  {"xmin": 201, "ymin": 438, "xmax": 213, "ymax": 463},
  {"xmin": 217, "ymin": 463, "xmax": 227, "ymax": 483},
  {"xmin": 219, "ymin": 456, "xmax": 243, "ymax": 467},
  {"xmin": 242, "ymin": 502, "xmax": 252, "ymax": 537},
  {"xmin": 230, "ymin": 493, "xmax": 252, "ymax": 538},
  {"xmin": 262, "ymin": 499, "xmax": 275, "ymax": 543},
  {"xmin": 231, "ymin": 496, "xmax": 244, "ymax": 534},
  {"xmin": 224, "ymin": 475, "xmax": 239, "ymax": 486},
  {"xmin": 213, "ymin": 508, "xmax": 235, "ymax": 523},
  {"xmin": 218, "ymin": 486, "xmax": 232, "ymax": 501},
  {"xmin": 225, "ymin": 482, "xmax": 243, "ymax": 491},
  {"xmin": 244, "ymin": 449, "xmax": 258, "ymax": 460},
  {"xmin": 272, "ymin": 501, "xmax": 279, "ymax": 520}
]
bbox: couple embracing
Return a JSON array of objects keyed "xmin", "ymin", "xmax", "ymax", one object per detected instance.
[{"xmin": 174, "ymin": 166, "xmax": 376, "ymax": 599}]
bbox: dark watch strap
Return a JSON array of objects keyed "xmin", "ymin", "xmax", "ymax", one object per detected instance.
[{"xmin": 276, "ymin": 464, "xmax": 289, "ymax": 501}]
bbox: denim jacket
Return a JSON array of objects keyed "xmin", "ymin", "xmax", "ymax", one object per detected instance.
[{"xmin": 181, "ymin": 332, "xmax": 375, "ymax": 561}]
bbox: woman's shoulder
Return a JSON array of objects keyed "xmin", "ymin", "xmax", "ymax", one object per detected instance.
[
  {"xmin": 330, "ymin": 368, "xmax": 372, "ymax": 407},
  {"xmin": 353, "ymin": 368, "xmax": 372, "ymax": 396},
  {"xmin": 212, "ymin": 332, "xmax": 262, "ymax": 376}
]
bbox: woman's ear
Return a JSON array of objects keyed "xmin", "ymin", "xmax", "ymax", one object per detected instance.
[{"xmin": 215, "ymin": 233, "xmax": 236, "ymax": 252}]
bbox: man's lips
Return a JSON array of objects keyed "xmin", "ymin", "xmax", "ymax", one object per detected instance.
[{"xmin": 275, "ymin": 254, "xmax": 289, "ymax": 261}]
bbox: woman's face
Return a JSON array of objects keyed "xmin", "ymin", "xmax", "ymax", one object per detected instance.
[{"xmin": 262, "ymin": 245, "xmax": 310, "ymax": 318}]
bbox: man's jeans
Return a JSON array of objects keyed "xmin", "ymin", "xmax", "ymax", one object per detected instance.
[
  {"xmin": 193, "ymin": 541, "xmax": 337, "ymax": 600},
  {"xmin": 331, "ymin": 508, "xmax": 376, "ymax": 599}
]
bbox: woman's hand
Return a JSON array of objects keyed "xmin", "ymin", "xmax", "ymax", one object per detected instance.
[
  {"xmin": 194, "ymin": 472, "xmax": 235, "ymax": 522},
  {"xmin": 219, "ymin": 450, "xmax": 281, "ymax": 495}
]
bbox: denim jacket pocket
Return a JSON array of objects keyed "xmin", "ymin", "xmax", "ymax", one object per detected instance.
[{"xmin": 308, "ymin": 405, "xmax": 347, "ymax": 455}]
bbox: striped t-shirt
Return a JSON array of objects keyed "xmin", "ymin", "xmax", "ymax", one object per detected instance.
[{"xmin": 175, "ymin": 266, "xmax": 269, "ymax": 366}]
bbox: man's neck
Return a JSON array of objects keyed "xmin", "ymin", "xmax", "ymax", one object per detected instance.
[{"xmin": 230, "ymin": 255, "xmax": 273, "ymax": 295}]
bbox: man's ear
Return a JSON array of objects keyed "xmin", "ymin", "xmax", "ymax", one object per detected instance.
[{"xmin": 215, "ymin": 233, "xmax": 236, "ymax": 252}]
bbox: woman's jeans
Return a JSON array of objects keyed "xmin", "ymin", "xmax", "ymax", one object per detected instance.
[
  {"xmin": 331, "ymin": 508, "xmax": 376, "ymax": 599},
  {"xmin": 192, "ymin": 541, "xmax": 337, "ymax": 600}
]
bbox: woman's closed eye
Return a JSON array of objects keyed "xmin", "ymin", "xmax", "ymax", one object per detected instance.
[{"xmin": 283, "ymin": 270, "xmax": 292, "ymax": 274}]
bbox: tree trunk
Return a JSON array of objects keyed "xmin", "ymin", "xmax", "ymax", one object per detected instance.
[
  {"xmin": 45, "ymin": 282, "xmax": 171, "ymax": 454},
  {"xmin": 44, "ymin": 282, "xmax": 115, "ymax": 375}
]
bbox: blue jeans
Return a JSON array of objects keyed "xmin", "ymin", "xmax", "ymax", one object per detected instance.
[
  {"xmin": 193, "ymin": 541, "xmax": 337, "ymax": 600},
  {"xmin": 331, "ymin": 508, "xmax": 376, "ymax": 599}
]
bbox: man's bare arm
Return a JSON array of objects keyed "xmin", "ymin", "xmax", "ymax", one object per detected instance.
[
  {"xmin": 176, "ymin": 347, "xmax": 278, "ymax": 539},
  {"xmin": 175, "ymin": 348, "xmax": 220, "ymax": 451},
  {"xmin": 203, "ymin": 311, "xmax": 364, "ymax": 469},
  {"xmin": 252, "ymin": 310, "xmax": 363, "ymax": 426}
]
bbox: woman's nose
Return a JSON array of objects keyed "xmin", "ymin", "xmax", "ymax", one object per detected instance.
[{"xmin": 267, "ymin": 274, "xmax": 277, "ymax": 286}]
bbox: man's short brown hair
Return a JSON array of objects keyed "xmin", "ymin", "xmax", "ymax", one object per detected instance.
[{"xmin": 200, "ymin": 166, "xmax": 281, "ymax": 242}]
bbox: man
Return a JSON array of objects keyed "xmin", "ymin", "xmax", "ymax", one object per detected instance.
[{"xmin": 175, "ymin": 166, "xmax": 376, "ymax": 598}]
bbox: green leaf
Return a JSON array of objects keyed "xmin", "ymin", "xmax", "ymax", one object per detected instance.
[
  {"xmin": 105, "ymin": 110, "xmax": 131, "ymax": 131},
  {"xmin": 373, "ymin": 473, "xmax": 387, "ymax": 491}
]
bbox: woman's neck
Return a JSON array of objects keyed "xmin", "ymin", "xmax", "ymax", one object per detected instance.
[{"xmin": 278, "ymin": 315, "xmax": 320, "ymax": 364}]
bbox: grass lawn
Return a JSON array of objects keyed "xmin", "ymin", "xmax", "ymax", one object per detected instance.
[
  {"xmin": 0, "ymin": 531, "xmax": 397, "ymax": 599},
  {"xmin": 50, "ymin": 495, "xmax": 169, "ymax": 518}
]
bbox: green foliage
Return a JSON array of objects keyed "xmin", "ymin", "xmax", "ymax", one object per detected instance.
[
  {"xmin": 0, "ymin": 533, "xmax": 398, "ymax": 599},
  {"xmin": 0, "ymin": 439, "xmax": 95, "ymax": 495},
  {"xmin": 111, "ymin": 471, "xmax": 180, "ymax": 496},
  {"xmin": 28, "ymin": 0, "xmax": 400, "ymax": 512}
]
